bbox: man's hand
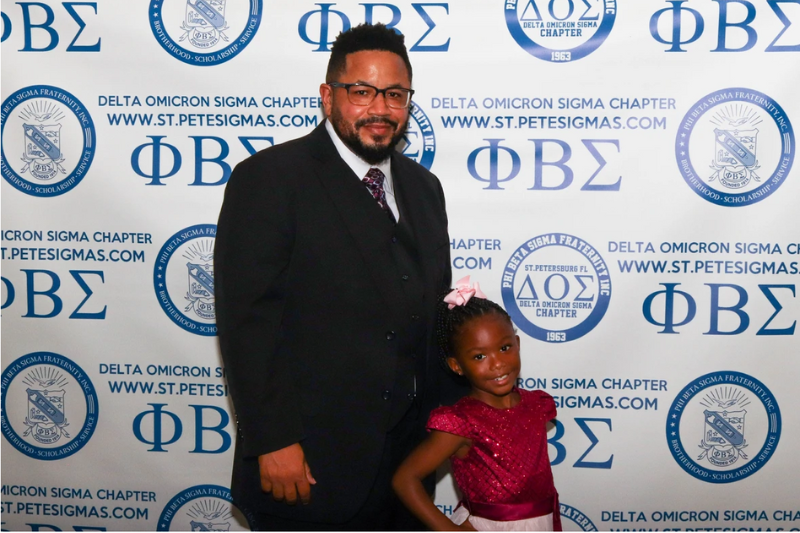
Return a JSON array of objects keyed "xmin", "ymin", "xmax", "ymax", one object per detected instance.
[{"xmin": 258, "ymin": 443, "xmax": 316, "ymax": 505}]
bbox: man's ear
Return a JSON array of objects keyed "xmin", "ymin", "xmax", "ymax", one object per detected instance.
[
  {"xmin": 446, "ymin": 357, "xmax": 463, "ymax": 376},
  {"xmin": 319, "ymin": 83, "xmax": 333, "ymax": 117}
]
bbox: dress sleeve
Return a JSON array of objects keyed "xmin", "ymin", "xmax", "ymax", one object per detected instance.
[
  {"xmin": 426, "ymin": 405, "xmax": 473, "ymax": 439},
  {"xmin": 534, "ymin": 390, "xmax": 557, "ymax": 421}
]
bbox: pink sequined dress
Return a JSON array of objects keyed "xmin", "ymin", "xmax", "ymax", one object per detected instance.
[{"xmin": 427, "ymin": 388, "xmax": 561, "ymax": 531}]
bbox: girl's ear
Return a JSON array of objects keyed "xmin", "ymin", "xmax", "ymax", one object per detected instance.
[{"xmin": 446, "ymin": 356, "xmax": 463, "ymax": 376}]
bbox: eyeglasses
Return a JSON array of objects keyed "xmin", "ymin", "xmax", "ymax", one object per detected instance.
[{"xmin": 328, "ymin": 82, "xmax": 414, "ymax": 109}]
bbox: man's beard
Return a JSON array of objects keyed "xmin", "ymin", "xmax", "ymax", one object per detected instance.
[{"xmin": 330, "ymin": 111, "xmax": 408, "ymax": 165}]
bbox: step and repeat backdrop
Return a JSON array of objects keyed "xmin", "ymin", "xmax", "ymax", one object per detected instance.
[{"xmin": 2, "ymin": 1, "xmax": 799, "ymax": 531}]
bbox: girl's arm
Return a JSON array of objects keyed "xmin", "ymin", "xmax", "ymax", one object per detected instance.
[{"xmin": 393, "ymin": 430, "xmax": 473, "ymax": 531}]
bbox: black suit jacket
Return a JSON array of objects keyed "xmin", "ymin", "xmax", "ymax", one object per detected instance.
[{"xmin": 215, "ymin": 123, "xmax": 454, "ymax": 523}]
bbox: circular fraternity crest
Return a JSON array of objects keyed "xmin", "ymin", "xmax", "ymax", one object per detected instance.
[
  {"xmin": 666, "ymin": 371, "xmax": 781, "ymax": 483},
  {"xmin": 153, "ymin": 224, "xmax": 217, "ymax": 336},
  {"xmin": 675, "ymin": 88, "xmax": 794, "ymax": 207},
  {"xmin": 158, "ymin": 484, "xmax": 254, "ymax": 531},
  {"xmin": 501, "ymin": 233, "xmax": 611, "ymax": 343},
  {"xmin": 149, "ymin": 0, "xmax": 262, "ymax": 66},
  {"xmin": 1, "ymin": 352, "xmax": 99, "ymax": 460},
  {"xmin": 1, "ymin": 85, "xmax": 96, "ymax": 197},
  {"xmin": 504, "ymin": 0, "xmax": 616, "ymax": 62},
  {"xmin": 560, "ymin": 503, "xmax": 598, "ymax": 531},
  {"xmin": 401, "ymin": 103, "xmax": 436, "ymax": 170}
]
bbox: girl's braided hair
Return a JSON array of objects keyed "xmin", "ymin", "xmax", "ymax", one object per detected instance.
[{"xmin": 435, "ymin": 291, "xmax": 513, "ymax": 374}]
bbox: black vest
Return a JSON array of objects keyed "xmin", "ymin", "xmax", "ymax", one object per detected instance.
[{"xmin": 379, "ymin": 207, "xmax": 428, "ymax": 430}]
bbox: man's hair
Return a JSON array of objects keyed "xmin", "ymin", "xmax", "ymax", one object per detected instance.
[
  {"xmin": 435, "ymin": 293, "xmax": 513, "ymax": 375},
  {"xmin": 326, "ymin": 23, "xmax": 412, "ymax": 83}
]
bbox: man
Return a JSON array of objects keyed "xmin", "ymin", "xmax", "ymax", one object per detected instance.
[{"xmin": 215, "ymin": 23, "xmax": 457, "ymax": 530}]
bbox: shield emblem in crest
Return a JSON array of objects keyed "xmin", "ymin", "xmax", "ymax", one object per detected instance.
[
  {"xmin": 699, "ymin": 409, "xmax": 747, "ymax": 467},
  {"xmin": 185, "ymin": 259, "xmax": 215, "ymax": 320},
  {"xmin": 25, "ymin": 388, "xmax": 67, "ymax": 445},
  {"xmin": 24, "ymin": 124, "xmax": 61, "ymax": 160},
  {"xmin": 182, "ymin": 0, "xmax": 228, "ymax": 48},
  {"xmin": 186, "ymin": 0, "xmax": 226, "ymax": 29},
  {"xmin": 22, "ymin": 123, "xmax": 64, "ymax": 181},
  {"xmin": 709, "ymin": 126, "xmax": 760, "ymax": 189},
  {"xmin": 715, "ymin": 128, "xmax": 757, "ymax": 168}
]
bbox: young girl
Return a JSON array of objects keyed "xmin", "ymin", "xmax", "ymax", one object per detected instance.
[{"xmin": 393, "ymin": 276, "xmax": 561, "ymax": 531}]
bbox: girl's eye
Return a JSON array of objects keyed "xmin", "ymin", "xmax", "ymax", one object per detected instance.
[
  {"xmin": 474, "ymin": 354, "xmax": 486, "ymax": 360},
  {"xmin": 500, "ymin": 344, "xmax": 511, "ymax": 352}
]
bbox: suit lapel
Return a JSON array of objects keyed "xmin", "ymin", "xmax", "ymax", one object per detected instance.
[
  {"xmin": 308, "ymin": 123, "xmax": 405, "ymax": 311},
  {"xmin": 392, "ymin": 170, "xmax": 418, "ymax": 255},
  {"xmin": 391, "ymin": 155, "xmax": 441, "ymax": 300}
]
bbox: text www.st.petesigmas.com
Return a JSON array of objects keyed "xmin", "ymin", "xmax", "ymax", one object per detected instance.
[{"xmin": 617, "ymin": 259, "xmax": 800, "ymax": 275}]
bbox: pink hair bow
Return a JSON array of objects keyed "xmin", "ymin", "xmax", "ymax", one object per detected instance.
[{"xmin": 444, "ymin": 276, "xmax": 487, "ymax": 309}]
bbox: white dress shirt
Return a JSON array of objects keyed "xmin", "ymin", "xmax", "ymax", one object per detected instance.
[{"xmin": 325, "ymin": 119, "xmax": 400, "ymax": 222}]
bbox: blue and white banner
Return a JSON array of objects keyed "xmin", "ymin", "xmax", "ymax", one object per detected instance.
[{"xmin": 2, "ymin": 1, "xmax": 798, "ymax": 530}]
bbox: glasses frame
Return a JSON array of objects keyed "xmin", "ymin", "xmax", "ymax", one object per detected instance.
[{"xmin": 327, "ymin": 82, "xmax": 415, "ymax": 109}]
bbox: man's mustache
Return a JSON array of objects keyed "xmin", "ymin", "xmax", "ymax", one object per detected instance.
[{"xmin": 355, "ymin": 117, "xmax": 398, "ymax": 129}]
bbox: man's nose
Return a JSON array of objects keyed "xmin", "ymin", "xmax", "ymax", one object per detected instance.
[{"xmin": 368, "ymin": 91, "xmax": 391, "ymax": 114}]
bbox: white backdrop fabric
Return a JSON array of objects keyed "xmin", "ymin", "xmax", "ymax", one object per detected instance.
[{"xmin": 2, "ymin": 1, "xmax": 799, "ymax": 531}]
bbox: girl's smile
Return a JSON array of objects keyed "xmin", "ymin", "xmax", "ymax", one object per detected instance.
[{"xmin": 447, "ymin": 313, "xmax": 521, "ymax": 409}]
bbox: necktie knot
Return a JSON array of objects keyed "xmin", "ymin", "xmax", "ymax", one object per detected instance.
[{"xmin": 363, "ymin": 167, "xmax": 391, "ymax": 214}]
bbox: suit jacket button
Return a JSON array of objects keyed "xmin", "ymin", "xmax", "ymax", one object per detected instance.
[
  {"xmin": 391, "ymin": 236, "xmax": 398, "ymax": 243},
  {"xmin": 407, "ymin": 393, "xmax": 416, "ymax": 401},
  {"xmin": 386, "ymin": 331, "xmax": 395, "ymax": 340},
  {"xmin": 401, "ymin": 275, "xmax": 409, "ymax": 281},
  {"xmin": 411, "ymin": 314, "xmax": 420, "ymax": 320},
  {"xmin": 382, "ymin": 390, "xmax": 392, "ymax": 400}
]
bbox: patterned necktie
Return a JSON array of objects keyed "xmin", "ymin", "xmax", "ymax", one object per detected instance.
[{"xmin": 362, "ymin": 167, "xmax": 396, "ymax": 222}]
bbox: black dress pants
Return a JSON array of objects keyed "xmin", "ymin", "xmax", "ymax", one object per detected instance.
[{"xmin": 255, "ymin": 402, "xmax": 429, "ymax": 531}]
